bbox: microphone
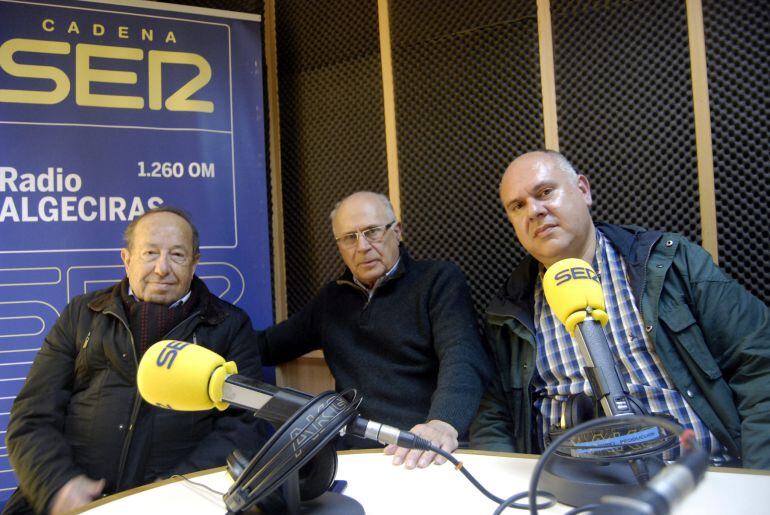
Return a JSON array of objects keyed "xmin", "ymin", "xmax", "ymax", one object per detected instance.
[
  {"xmin": 136, "ymin": 340, "xmax": 431, "ymax": 449},
  {"xmin": 538, "ymin": 259, "xmax": 682, "ymax": 509},
  {"xmin": 138, "ymin": 340, "xmax": 432, "ymax": 514},
  {"xmin": 137, "ymin": 339, "xmax": 311, "ymax": 426},
  {"xmin": 594, "ymin": 443, "xmax": 709, "ymax": 515},
  {"xmin": 542, "ymin": 258, "xmax": 634, "ymax": 418}
]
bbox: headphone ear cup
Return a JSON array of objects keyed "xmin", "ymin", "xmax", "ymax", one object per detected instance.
[
  {"xmin": 298, "ymin": 442, "xmax": 337, "ymax": 500},
  {"xmin": 226, "ymin": 448, "xmax": 249, "ymax": 480},
  {"xmin": 565, "ymin": 392, "xmax": 595, "ymax": 427},
  {"xmin": 253, "ymin": 412, "xmax": 342, "ymax": 514},
  {"xmin": 255, "ymin": 441, "xmax": 338, "ymax": 513},
  {"xmin": 226, "ymin": 391, "xmax": 358, "ymax": 513}
]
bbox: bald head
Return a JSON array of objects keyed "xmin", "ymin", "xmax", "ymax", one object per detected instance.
[
  {"xmin": 501, "ymin": 150, "xmax": 578, "ymax": 191},
  {"xmin": 499, "ymin": 150, "xmax": 595, "ymax": 267}
]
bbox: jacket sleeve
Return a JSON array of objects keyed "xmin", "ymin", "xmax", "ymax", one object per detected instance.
[
  {"xmin": 168, "ymin": 308, "xmax": 271, "ymax": 475},
  {"xmin": 425, "ymin": 265, "xmax": 491, "ymax": 436},
  {"xmin": 256, "ymin": 293, "xmax": 323, "ymax": 367},
  {"xmin": 469, "ymin": 374, "xmax": 518, "ymax": 452},
  {"xmin": 6, "ymin": 301, "xmax": 86, "ymax": 514},
  {"xmin": 679, "ymin": 240, "xmax": 770, "ymax": 469}
]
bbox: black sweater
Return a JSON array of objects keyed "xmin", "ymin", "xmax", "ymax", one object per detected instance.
[{"xmin": 259, "ymin": 249, "xmax": 490, "ymax": 438}]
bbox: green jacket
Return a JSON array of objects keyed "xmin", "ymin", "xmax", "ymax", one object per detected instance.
[{"xmin": 470, "ymin": 223, "xmax": 770, "ymax": 469}]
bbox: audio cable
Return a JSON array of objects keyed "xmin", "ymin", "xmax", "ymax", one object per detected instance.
[
  {"xmin": 417, "ymin": 414, "xmax": 703, "ymax": 515},
  {"xmin": 526, "ymin": 414, "xmax": 705, "ymax": 515},
  {"xmin": 420, "ymin": 444, "xmax": 557, "ymax": 513}
]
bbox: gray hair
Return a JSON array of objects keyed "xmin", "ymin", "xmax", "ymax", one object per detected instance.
[
  {"xmin": 329, "ymin": 192, "xmax": 396, "ymax": 224},
  {"xmin": 123, "ymin": 206, "xmax": 200, "ymax": 256}
]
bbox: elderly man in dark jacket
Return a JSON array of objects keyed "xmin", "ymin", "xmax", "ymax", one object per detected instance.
[
  {"xmin": 259, "ymin": 192, "xmax": 490, "ymax": 470},
  {"xmin": 471, "ymin": 150, "xmax": 770, "ymax": 470},
  {"xmin": 4, "ymin": 207, "xmax": 268, "ymax": 514}
]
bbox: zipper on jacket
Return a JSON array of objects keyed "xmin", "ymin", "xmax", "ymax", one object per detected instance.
[
  {"xmin": 163, "ymin": 311, "xmax": 202, "ymax": 343},
  {"xmin": 108, "ymin": 308, "xmax": 202, "ymax": 487},
  {"xmin": 337, "ymin": 279, "xmax": 373, "ymax": 308},
  {"xmin": 104, "ymin": 308, "xmax": 142, "ymax": 488}
]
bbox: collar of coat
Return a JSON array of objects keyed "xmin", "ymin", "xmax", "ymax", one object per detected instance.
[
  {"xmin": 335, "ymin": 244, "xmax": 411, "ymax": 291},
  {"xmin": 86, "ymin": 275, "xmax": 229, "ymax": 326},
  {"xmin": 486, "ymin": 222, "xmax": 663, "ymax": 331}
]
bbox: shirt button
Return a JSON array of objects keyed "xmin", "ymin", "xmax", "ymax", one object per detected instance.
[
  {"xmin": 118, "ymin": 424, "xmax": 125, "ymax": 430},
  {"xmin": 686, "ymin": 390, "xmax": 695, "ymax": 398},
  {"xmin": 645, "ymin": 325, "xmax": 653, "ymax": 333},
  {"xmin": 665, "ymin": 240, "xmax": 674, "ymax": 247},
  {"xmin": 656, "ymin": 264, "xmax": 663, "ymax": 268},
  {"xmin": 121, "ymin": 353, "xmax": 127, "ymax": 359}
]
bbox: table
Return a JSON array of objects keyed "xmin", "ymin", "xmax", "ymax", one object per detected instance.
[{"xmin": 78, "ymin": 449, "xmax": 770, "ymax": 514}]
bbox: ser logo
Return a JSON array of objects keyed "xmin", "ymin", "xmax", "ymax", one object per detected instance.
[
  {"xmin": 0, "ymin": 38, "xmax": 214, "ymax": 112},
  {"xmin": 553, "ymin": 266, "xmax": 600, "ymax": 286},
  {"xmin": 155, "ymin": 340, "xmax": 192, "ymax": 369}
]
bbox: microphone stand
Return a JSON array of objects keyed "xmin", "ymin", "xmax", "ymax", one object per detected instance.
[{"xmin": 540, "ymin": 311, "xmax": 669, "ymax": 507}]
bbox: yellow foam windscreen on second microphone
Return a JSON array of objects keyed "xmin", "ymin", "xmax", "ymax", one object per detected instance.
[
  {"xmin": 137, "ymin": 340, "xmax": 237, "ymax": 411},
  {"xmin": 542, "ymin": 258, "xmax": 609, "ymax": 336}
]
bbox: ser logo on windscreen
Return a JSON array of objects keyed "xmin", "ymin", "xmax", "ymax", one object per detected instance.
[
  {"xmin": 553, "ymin": 267, "xmax": 600, "ymax": 286},
  {"xmin": 156, "ymin": 340, "xmax": 192, "ymax": 369}
]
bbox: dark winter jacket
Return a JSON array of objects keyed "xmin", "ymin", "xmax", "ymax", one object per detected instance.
[
  {"xmin": 4, "ymin": 277, "xmax": 268, "ymax": 514},
  {"xmin": 470, "ymin": 223, "xmax": 770, "ymax": 470}
]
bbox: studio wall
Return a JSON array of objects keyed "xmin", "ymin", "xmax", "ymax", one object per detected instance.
[
  {"xmin": 274, "ymin": 0, "xmax": 389, "ymax": 316},
  {"xmin": 702, "ymin": 0, "xmax": 770, "ymax": 302},
  {"xmin": 145, "ymin": 0, "xmax": 768, "ymax": 394},
  {"xmin": 272, "ymin": 0, "xmax": 770, "ymax": 315}
]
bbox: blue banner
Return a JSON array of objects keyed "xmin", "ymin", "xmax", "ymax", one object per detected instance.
[{"xmin": 0, "ymin": 0, "xmax": 271, "ymax": 501}]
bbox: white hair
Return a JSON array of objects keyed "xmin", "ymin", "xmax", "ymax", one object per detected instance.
[{"xmin": 329, "ymin": 192, "xmax": 396, "ymax": 224}]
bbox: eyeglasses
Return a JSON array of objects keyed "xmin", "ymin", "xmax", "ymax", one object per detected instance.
[
  {"xmin": 335, "ymin": 221, "xmax": 396, "ymax": 248},
  {"xmin": 135, "ymin": 248, "xmax": 194, "ymax": 266}
]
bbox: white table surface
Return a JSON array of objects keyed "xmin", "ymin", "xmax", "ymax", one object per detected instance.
[{"xmin": 79, "ymin": 449, "xmax": 770, "ymax": 514}]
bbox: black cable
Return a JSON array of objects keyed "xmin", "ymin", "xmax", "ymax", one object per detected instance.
[
  {"xmin": 425, "ymin": 445, "xmax": 556, "ymax": 513},
  {"xmin": 526, "ymin": 415, "xmax": 687, "ymax": 515},
  {"xmin": 492, "ymin": 492, "xmax": 544, "ymax": 515}
]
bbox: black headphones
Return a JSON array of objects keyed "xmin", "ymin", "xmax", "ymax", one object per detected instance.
[{"xmin": 224, "ymin": 390, "xmax": 361, "ymax": 514}]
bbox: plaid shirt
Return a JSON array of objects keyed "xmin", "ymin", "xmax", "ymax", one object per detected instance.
[{"xmin": 532, "ymin": 229, "xmax": 723, "ymax": 458}]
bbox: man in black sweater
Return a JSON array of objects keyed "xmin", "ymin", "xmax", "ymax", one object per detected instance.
[{"xmin": 258, "ymin": 192, "xmax": 489, "ymax": 469}]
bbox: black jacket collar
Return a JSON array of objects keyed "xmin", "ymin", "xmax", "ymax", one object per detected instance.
[{"xmin": 87, "ymin": 276, "xmax": 227, "ymax": 325}]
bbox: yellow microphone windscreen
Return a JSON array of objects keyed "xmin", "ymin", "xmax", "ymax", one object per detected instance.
[
  {"xmin": 542, "ymin": 258, "xmax": 608, "ymax": 335},
  {"xmin": 137, "ymin": 340, "xmax": 237, "ymax": 411}
]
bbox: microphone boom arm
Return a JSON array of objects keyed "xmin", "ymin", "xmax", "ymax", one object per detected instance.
[{"xmin": 221, "ymin": 374, "xmax": 312, "ymax": 426}]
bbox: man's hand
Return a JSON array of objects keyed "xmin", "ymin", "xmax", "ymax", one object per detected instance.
[
  {"xmin": 49, "ymin": 474, "xmax": 105, "ymax": 514},
  {"xmin": 383, "ymin": 419, "xmax": 458, "ymax": 469}
]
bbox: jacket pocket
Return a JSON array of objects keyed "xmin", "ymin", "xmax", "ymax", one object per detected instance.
[{"xmin": 659, "ymin": 304, "xmax": 721, "ymax": 380}]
